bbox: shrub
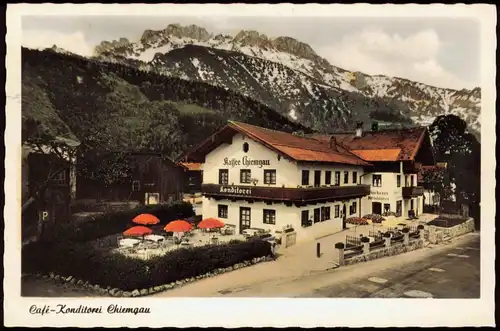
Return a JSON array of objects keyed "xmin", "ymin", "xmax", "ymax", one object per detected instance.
[
  {"xmin": 41, "ymin": 201, "xmax": 195, "ymax": 243},
  {"xmin": 334, "ymin": 242, "xmax": 345, "ymax": 249},
  {"xmin": 345, "ymin": 217, "xmax": 369, "ymax": 225},
  {"xmin": 22, "ymin": 238, "xmax": 271, "ymax": 291},
  {"xmin": 362, "ymin": 214, "xmax": 386, "ymax": 223}
]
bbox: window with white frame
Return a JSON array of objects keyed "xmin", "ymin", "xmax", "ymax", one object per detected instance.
[
  {"xmin": 372, "ymin": 174, "xmax": 382, "ymax": 187},
  {"xmin": 321, "ymin": 206, "xmax": 331, "ymax": 221},
  {"xmin": 240, "ymin": 169, "xmax": 252, "ymax": 184},
  {"xmin": 313, "ymin": 208, "xmax": 321, "ymax": 223},
  {"xmin": 132, "ymin": 180, "xmax": 140, "ymax": 191},
  {"xmin": 219, "ymin": 169, "xmax": 229, "ymax": 185},
  {"xmin": 350, "ymin": 201, "xmax": 357, "ymax": 215},
  {"xmin": 264, "ymin": 170, "xmax": 276, "ymax": 185},
  {"xmin": 325, "ymin": 171, "xmax": 332, "ymax": 185},
  {"xmin": 334, "ymin": 171, "xmax": 341, "ymax": 186},
  {"xmin": 218, "ymin": 205, "xmax": 228, "ymax": 218},
  {"xmin": 263, "ymin": 209, "xmax": 276, "ymax": 224}
]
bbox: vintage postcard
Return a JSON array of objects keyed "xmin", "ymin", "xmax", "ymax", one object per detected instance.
[{"xmin": 4, "ymin": 3, "xmax": 496, "ymax": 327}]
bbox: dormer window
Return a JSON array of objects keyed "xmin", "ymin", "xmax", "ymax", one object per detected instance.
[{"xmin": 243, "ymin": 142, "xmax": 249, "ymax": 153}]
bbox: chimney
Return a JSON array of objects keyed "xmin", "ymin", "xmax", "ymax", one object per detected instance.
[
  {"xmin": 355, "ymin": 121, "xmax": 363, "ymax": 137},
  {"xmin": 329, "ymin": 135, "xmax": 338, "ymax": 152},
  {"xmin": 371, "ymin": 121, "xmax": 379, "ymax": 132}
]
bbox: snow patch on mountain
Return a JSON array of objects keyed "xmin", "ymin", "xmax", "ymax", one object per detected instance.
[{"xmin": 93, "ymin": 24, "xmax": 481, "ymax": 137}]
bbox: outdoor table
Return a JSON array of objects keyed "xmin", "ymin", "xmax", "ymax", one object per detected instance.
[
  {"xmin": 242, "ymin": 228, "xmax": 264, "ymax": 237},
  {"xmin": 119, "ymin": 238, "xmax": 141, "ymax": 247},
  {"xmin": 144, "ymin": 234, "xmax": 165, "ymax": 243}
]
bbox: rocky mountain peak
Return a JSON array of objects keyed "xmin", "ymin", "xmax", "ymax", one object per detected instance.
[
  {"xmin": 163, "ymin": 23, "xmax": 212, "ymax": 41},
  {"xmin": 140, "ymin": 29, "xmax": 160, "ymax": 44},
  {"xmin": 234, "ymin": 30, "xmax": 272, "ymax": 48},
  {"xmin": 91, "ymin": 23, "xmax": 481, "ymax": 138},
  {"xmin": 214, "ymin": 33, "xmax": 232, "ymax": 41},
  {"xmin": 271, "ymin": 36, "xmax": 318, "ymax": 60},
  {"xmin": 94, "ymin": 37, "xmax": 131, "ymax": 55}
]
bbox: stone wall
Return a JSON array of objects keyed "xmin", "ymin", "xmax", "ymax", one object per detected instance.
[
  {"xmin": 442, "ymin": 218, "xmax": 475, "ymax": 238},
  {"xmin": 337, "ymin": 217, "xmax": 475, "ymax": 267},
  {"xmin": 428, "ymin": 217, "xmax": 475, "ymax": 244},
  {"xmin": 343, "ymin": 239, "xmax": 424, "ymax": 266}
]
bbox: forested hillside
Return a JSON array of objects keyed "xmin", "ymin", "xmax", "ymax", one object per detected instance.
[{"xmin": 22, "ymin": 47, "xmax": 311, "ymax": 160}]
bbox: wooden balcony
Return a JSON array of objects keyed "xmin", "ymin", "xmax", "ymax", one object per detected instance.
[
  {"xmin": 202, "ymin": 183, "xmax": 370, "ymax": 204},
  {"xmin": 402, "ymin": 186, "xmax": 425, "ymax": 198},
  {"xmin": 403, "ymin": 161, "xmax": 423, "ymax": 173}
]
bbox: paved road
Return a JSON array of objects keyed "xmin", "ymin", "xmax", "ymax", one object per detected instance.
[
  {"xmin": 308, "ymin": 234, "xmax": 480, "ymax": 298},
  {"xmin": 196, "ymin": 233, "xmax": 480, "ymax": 298}
]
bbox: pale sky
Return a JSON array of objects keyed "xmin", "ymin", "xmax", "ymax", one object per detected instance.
[{"xmin": 22, "ymin": 15, "xmax": 480, "ymax": 90}]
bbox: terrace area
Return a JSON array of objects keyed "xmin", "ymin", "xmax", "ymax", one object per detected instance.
[{"xmin": 111, "ymin": 228, "xmax": 246, "ymax": 260}]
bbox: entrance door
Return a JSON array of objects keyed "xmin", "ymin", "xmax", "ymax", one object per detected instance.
[
  {"xmin": 239, "ymin": 207, "xmax": 251, "ymax": 233},
  {"xmin": 342, "ymin": 204, "xmax": 347, "ymax": 229},
  {"xmin": 396, "ymin": 200, "xmax": 402, "ymax": 217},
  {"xmin": 372, "ymin": 202, "xmax": 382, "ymax": 215}
]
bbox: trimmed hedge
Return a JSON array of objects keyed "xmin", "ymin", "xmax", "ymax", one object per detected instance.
[
  {"xmin": 41, "ymin": 201, "xmax": 195, "ymax": 243},
  {"xmin": 22, "ymin": 238, "xmax": 271, "ymax": 291}
]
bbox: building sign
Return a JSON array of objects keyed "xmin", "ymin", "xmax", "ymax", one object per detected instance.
[
  {"xmin": 368, "ymin": 190, "xmax": 390, "ymax": 201},
  {"xmin": 223, "ymin": 156, "xmax": 270, "ymax": 168},
  {"xmin": 219, "ymin": 186, "xmax": 252, "ymax": 195}
]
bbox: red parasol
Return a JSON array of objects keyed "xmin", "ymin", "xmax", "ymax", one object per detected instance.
[
  {"xmin": 123, "ymin": 226, "xmax": 153, "ymax": 236},
  {"xmin": 197, "ymin": 218, "xmax": 225, "ymax": 229},
  {"xmin": 133, "ymin": 213, "xmax": 160, "ymax": 225},
  {"xmin": 164, "ymin": 220, "xmax": 193, "ymax": 233}
]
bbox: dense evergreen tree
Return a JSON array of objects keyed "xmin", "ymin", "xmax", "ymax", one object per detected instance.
[{"xmin": 428, "ymin": 114, "xmax": 481, "ymax": 226}]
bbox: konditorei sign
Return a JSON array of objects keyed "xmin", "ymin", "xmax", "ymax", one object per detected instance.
[
  {"xmin": 223, "ymin": 156, "xmax": 270, "ymax": 168},
  {"xmin": 219, "ymin": 186, "xmax": 252, "ymax": 195}
]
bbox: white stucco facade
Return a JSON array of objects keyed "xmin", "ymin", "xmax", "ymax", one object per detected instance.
[
  {"xmin": 199, "ymin": 130, "xmax": 427, "ymax": 242},
  {"xmin": 202, "ymin": 196, "xmax": 361, "ymax": 242},
  {"xmin": 360, "ymin": 169, "xmax": 422, "ymax": 218},
  {"xmin": 201, "ymin": 133, "xmax": 366, "ymax": 242}
]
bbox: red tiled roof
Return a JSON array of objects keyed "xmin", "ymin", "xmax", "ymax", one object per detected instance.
[
  {"xmin": 181, "ymin": 121, "xmax": 431, "ymax": 166},
  {"xmin": 309, "ymin": 127, "xmax": 427, "ymax": 161},
  {"xmin": 179, "ymin": 162, "xmax": 202, "ymax": 171},
  {"xmin": 229, "ymin": 121, "xmax": 371, "ymax": 166},
  {"xmin": 350, "ymin": 149, "xmax": 402, "ymax": 162}
]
